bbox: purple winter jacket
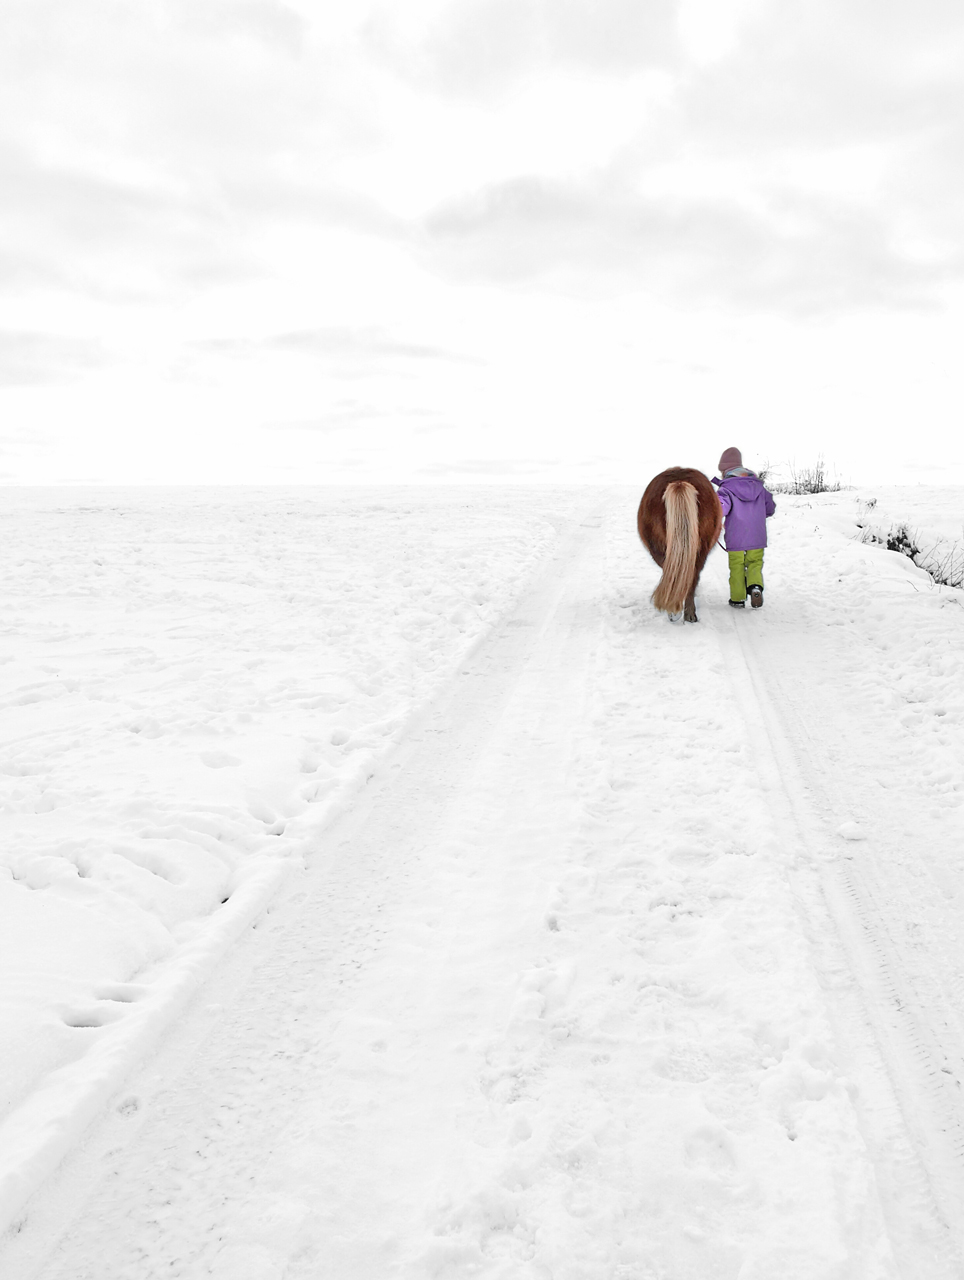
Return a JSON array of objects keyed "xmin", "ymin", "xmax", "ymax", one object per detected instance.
[{"xmin": 711, "ymin": 471, "xmax": 776, "ymax": 551}]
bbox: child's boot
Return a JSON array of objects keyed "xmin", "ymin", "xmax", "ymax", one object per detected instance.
[{"xmin": 749, "ymin": 585, "xmax": 763, "ymax": 608}]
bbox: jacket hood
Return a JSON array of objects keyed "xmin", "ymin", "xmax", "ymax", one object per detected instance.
[{"xmin": 718, "ymin": 474, "xmax": 765, "ymax": 501}]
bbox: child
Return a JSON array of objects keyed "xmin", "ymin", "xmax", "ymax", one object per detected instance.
[{"xmin": 711, "ymin": 447, "xmax": 776, "ymax": 608}]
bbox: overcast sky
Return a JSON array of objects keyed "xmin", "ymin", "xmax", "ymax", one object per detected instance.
[{"xmin": 2, "ymin": 0, "xmax": 963, "ymax": 486}]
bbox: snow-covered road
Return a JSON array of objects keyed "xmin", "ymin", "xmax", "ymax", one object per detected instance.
[{"xmin": 2, "ymin": 486, "xmax": 964, "ymax": 1278}]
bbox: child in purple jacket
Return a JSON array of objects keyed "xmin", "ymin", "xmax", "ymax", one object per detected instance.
[{"xmin": 711, "ymin": 447, "xmax": 776, "ymax": 608}]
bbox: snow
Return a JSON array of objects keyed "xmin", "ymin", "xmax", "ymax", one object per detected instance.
[
  {"xmin": 0, "ymin": 485, "xmax": 580, "ymax": 1228},
  {"xmin": 851, "ymin": 484, "xmax": 964, "ymax": 590},
  {"xmin": 1, "ymin": 482, "xmax": 964, "ymax": 1278},
  {"xmin": 852, "ymin": 485, "xmax": 964, "ymax": 547}
]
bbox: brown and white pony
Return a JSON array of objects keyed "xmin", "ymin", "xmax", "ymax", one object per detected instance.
[{"xmin": 637, "ymin": 467, "xmax": 722, "ymax": 623}]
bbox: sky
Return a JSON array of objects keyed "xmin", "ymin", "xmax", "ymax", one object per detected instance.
[{"xmin": 2, "ymin": 0, "xmax": 963, "ymax": 487}]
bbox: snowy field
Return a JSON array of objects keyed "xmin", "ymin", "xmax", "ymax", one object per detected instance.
[
  {"xmin": 1, "ymin": 482, "xmax": 964, "ymax": 1278},
  {"xmin": 0, "ymin": 485, "xmax": 584, "ymax": 1213}
]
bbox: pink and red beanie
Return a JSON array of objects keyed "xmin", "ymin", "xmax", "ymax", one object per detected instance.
[{"xmin": 718, "ymin": 447, "xmax": 743, "ymax": 474}]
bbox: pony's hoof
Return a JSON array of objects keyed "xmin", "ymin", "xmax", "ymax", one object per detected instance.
[{"xmin": 684, "ymin": 611, "xmax": 698, "ymax": 623}]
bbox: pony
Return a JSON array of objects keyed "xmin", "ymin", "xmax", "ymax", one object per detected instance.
[{"xmin": 637, "ymin": 467, "xmax": 723, "ymax": 623}]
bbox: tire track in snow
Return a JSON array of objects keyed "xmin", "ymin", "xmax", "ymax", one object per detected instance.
[{"xmin": 713, "ymin": 580, "xmax": 964, "ymax": 1279}]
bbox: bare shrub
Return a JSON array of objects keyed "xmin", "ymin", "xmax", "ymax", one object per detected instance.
[{"xmin": 771, "ymin": 456, "xmax": 842, "ymax": 495}]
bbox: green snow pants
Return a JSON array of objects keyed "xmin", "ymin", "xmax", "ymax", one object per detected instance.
[{"xmin": 728, "ymin": 548, "xmax": 765, "ymax": 601}]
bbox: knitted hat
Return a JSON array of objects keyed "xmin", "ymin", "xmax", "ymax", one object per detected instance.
[{"xmin": 718, "ymin": 447, "xmax": 743, "ymax": 474}]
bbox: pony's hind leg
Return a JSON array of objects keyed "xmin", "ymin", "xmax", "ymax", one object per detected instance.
[{"xmin": 684, "ymin": 548, "xmax": 712, "ymax": 623}]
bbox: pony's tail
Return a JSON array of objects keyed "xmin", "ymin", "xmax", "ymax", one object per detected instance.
[{"xmin": 652, "ymin": 481, "xmax": 698, "ymax": 614}]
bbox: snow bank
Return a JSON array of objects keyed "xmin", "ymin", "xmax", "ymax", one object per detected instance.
[
  {"xmin": 0, "ymin": 484, "xmax": 588, "ymax": 1227},
  {"xmin": 780, "ymin": 487, "xmax": 964, "ymax": 745},
  {"xmin": 852, "ymin": 485, "xmax": 964, "ymax": 589}
]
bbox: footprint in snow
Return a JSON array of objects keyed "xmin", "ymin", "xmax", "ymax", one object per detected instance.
[
  {"xmin": 668, "ymin": 844, "xmax": 715, "ymax": 867},
  {"xmin": 684, "ymin": 1124, "xmax": 738, "ymax": 1175},
  {"xmin": 200, "ymin": 750, "xmax": 242, "ymax": 768},
  {"xmin": 836, "ymin": 821, "xmax": 867, "ymax": 841},
  {"xmin": 94, "ymin": 982, "xmax": 146, "ymax": 1003},
  {"xmin": 62, "ymin": 984, "xmax": 148, "ymax": 1028},
  {"xmin": 123, "ymin": 715, "xmax": 165, "ymax": 738},
  {"xmin": 61, "ymin": 1004, "xmax": 125, "ymax": 1029}
]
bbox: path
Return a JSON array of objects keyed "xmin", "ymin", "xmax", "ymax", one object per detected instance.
[{"xmin": 3, "ymin": 498, "xmax": 964, "ymax": 1279}]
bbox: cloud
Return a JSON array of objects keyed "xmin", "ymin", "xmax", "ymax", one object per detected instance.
[
  {"xmin": 174, "ymin": 0, "xmax": 310, "ymax": 56},
  {"xmin": 222, "ymin": 179, "xmax": 405, "ymax": 239},
  {"xmin": 6, "ymin": 0, "xmax": 963, "ymax": 320},
  {"xmin": 681, "ymin": 0, "xmax": 964, "ymax": 151},
  {"xmin": 365, "ymin": 0, "xmax": 680, "ymax": 94},
  {"xmin": 267, "ymin": 327, "xmax": 481, "ymax": 362},
  {"xmin": 0, "ymin": 143, "xmax": 258, "ymax": 299},
  {"xmin": 0, "ymin": 331, "xmax": 108, "ymax": 386},
  {"xmin": 389, "ymin": 0, "xmax": 964, "ymax": 314},
  {"xmin": 412, "ymin": 421, "xmax": 455, "ymax": 434},
  {"xmin": 191, "ymin": 327, "xmax": 483, "ymax": 366},
  {"xmin": 419, "ymin": 174, "xmax": 953, "ymax": 313},
  {"xmin": 0, "ymin": 2, "xmax": 397, "ymax": 302},
  {"xmin": 266, "ymin": 418, "xmax": 357, "ymax": 434}
]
